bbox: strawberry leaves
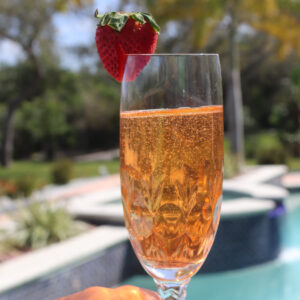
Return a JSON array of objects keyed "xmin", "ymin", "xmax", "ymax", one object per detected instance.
[
  {"xmin": 95, "ymin": 11, "xmax": 129, "ymax": 31},
  {"xmin": 130, "ymin": 12, "xmax": 146, "ymax": 24},
  {"xmin": 141, "ymin": 13, "xmax": 160, "ymax": 33},
  {"xmin": 95, "ymin": 11, "xmax": 160, "ymax": 33}
]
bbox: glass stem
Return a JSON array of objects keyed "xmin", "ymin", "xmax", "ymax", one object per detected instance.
[{"xmin": 154, "ymin": 278, "xmax": 190, "ymax": 300}]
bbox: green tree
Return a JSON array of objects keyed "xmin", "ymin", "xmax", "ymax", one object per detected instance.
[
  {"xmin": 76, "ymin": 69, "xmax": 120, "ymax": 150},
  {"xmin": 18, "ymin": 68, "xmax": 82, "ymax": 160},
  {"xmin": 269, "ymin": 63, "xmax": 300, "ymax": 156},
  {"xmin": 20, "ymin": 97, "xmax": 71, "ymax": 160},
  {"xmin": 0, "ymin": 0, "xmax": 91, "ymax": 167}
]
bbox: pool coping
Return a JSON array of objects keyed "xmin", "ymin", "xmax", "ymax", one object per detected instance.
[
  {"xmin": 232, "ymin": 165, "xmax": 288, "ymax": 184},
  {"xmin": 67, "ymin": 189, "xmax": 280, "ymax": 223},
  {"xmin": 65, "ymin": 166, "xmax": 289, "ymax": 223},
  {"xmin": 0, "ymin": 226, "xmax": 128, "ymax": 295}
]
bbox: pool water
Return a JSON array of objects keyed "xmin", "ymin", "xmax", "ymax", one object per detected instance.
[
  {"xmin": 123, "ymin": 192, "xmax": 300, "ymax": 300},
  {"xmin": 281, "ymin": 192, "xmax": 300, "ymax": 247}
]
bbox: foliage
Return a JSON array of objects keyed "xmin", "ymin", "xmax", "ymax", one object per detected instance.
[
  {"xmin": 246, "ymin": 132, "xmax": 289, "ymax": 165},
  {"xmin": 6, "ymin": 66, "xmax": 120, "ymax": 159},
  {"xmin": 51, "ymin": 159, "xmax": 74, "ymax": 185},
  {"xmin": 289, "ymin": 158, "xmax": 300, "ymax": 171},
  {"xmin": 141, "ymin": 0, "xmax": 300, "ymax": 56},
  {"xmin": 245, "ymin": 130, "xmax": 300, "ymax": 167},
  {"xmin": 256, "ymin": 145, "xmax": 288, "ymax": 165},
  {"xmin": 0, "ymin": 176, "xmax": 36, "ymax": 198},
  {"xmin": 0, "ymin": 0, "xmax": 92, "ymax": 53},
  {"xmin": 268, "ymin": 63, "xmax": 300, "ymax": 156},
  {"xmin": 241, "ymin": 46, "xmax": 296, "ymax": 133},
  {"xmin": 1, "ymin": 0, "xmax": 300, "ymax": 168},
  {"xmin": 15, "ymin": 176, "xmax": 36, "ymax": 197},
  {"xmin": 76, "ymin": 70, "xmax": 120, "ymax": 151},
  {"xmin": 0, "ymin": 180, "xmax": 17, "ymax": 198},
  {"xmin": 7, "ymin": 203, "xmax": 85, "ymax": 250},
  {"xmin": 118, "ymin": 0, "xmax": 300, "ymax": 174},
  {"xmin": 16, "ymin": 68, "xmax": 82, "ymax": 160},
  {"xmin": 268, "ymin": 65, "xmax": 300, "ymax": 130},
  {"xmin": 278, "ymin": 131, "xmax": 300, "ymax": 157},
  {"xmin": 224, "ymin": 151, "xmax": 237, "ymax": 179},
  {"xmin": 0, "ymin": 0, "xmax": 93, "ymax": 167},
  {"xmin": 0, "ymin": 159, "xmax": 120, "ymax": 186},
  {"xmin": 245, "ymin": 132, "xmax": 280, "ymax": 158},
  {"xmin": 224, "ymin": 138, "xmax": 238, "ymax": 178}
]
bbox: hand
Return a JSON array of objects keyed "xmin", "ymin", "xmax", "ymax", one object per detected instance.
[{"xmin": 57, "ymin": 285, "xmax": 160, "ymax": 300}]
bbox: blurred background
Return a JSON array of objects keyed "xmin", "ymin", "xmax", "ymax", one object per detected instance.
[
  {"xmin": 0, "ymin": 0, "xmax": 300, "ymax": 300},
  {"xmin": 0, "ymin": 0, "xmax": 299, "ymax": 173}
]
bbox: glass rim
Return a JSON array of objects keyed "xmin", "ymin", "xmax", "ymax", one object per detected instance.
[{"xmin": 126, "ymin": 53, "xmax": 219, "ymax": 57}]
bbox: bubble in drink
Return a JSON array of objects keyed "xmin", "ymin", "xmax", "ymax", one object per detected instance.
[{"xmin": 120, "ymin": 106, "xmax": 223, "ymax": 270}]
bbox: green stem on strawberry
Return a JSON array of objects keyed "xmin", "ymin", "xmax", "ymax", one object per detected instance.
[{"xmin": 94, "ymin": 11, "xmax": 160, "ymax": 33}]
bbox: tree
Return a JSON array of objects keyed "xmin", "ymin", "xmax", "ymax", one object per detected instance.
[
  {"xmin": 17, "ymin": 68, "xmax": 82, "ymax": 160},
  {"xmin": 128, "ymin": 0, "xmax": 300, "ymax": 171},
  {"xmin": 75, "ymin": 69, "xmax": 120, "ymax": 151},
  {"xmin": 0, "ymin": 0, "xmax": 91, "ymax": 167}
]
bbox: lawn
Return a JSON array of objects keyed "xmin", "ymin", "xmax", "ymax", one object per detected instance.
[
  {"xmin": 245, "ymin": 158, "xmax": 300, "ymax": 171},
  {"xmin": 0, "ymin": 157, "xmax": 299, "ymax": 187},
  {"xmin": 0, "ymin": 159, "xmax": 120, "ymax": 186}
]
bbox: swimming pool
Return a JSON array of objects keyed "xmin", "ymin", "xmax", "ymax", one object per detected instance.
[{"xmin": 123, "ymin": 191, "xmax": 300, "ymax": 300}]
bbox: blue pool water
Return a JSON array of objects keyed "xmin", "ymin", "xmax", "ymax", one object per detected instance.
[
  {"xmin": 123, "ymin": 192, "xmax": 300, "ymax": 300},
  {"xmin": 281, "ymin": 192, "xmax": 300, "ymax": 247}
]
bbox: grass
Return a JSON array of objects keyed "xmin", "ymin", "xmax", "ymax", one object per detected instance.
[
  {"xmin": 0, "ymin": 159, "xmax": 120, "ymax": 187},
  {"xmin": 0, "ymin": 156, "xmax": 299, "ymax": 187},
  {"xmin": 245, "ymin": 158, "xmax": 300, "ymax": 171},
  {"xmin": 245, "ymin": 159, "xmax": 257, "ymax": 166}
]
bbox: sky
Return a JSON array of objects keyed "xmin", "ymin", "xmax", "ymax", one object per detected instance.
[
  {"xmin": 0, "ymin": 1, "xmax": 255, "ymax": 70},
  {"xmin": 0, "ymin": 0, "xmax": 120, "ymax": 70}
]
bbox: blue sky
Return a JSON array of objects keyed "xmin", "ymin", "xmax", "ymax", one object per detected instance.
[{"xmin": 0, "ymin": 0, "xmax": 120, "ymax": 69}]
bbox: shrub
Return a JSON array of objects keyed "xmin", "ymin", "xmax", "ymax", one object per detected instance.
[
  {"xmin": 224, "ymin": 137, "xmax": 239, "ymax": 178},
  {"xmin": 51, "ymin": 159, "xmax": 73, "ymax": 185},
  {"xmin": 278, "ymin": 131, "xmax": 300, "ymax": 157},
  {"xmin": 256, "ymin": 144, "xmax": 289, "ymax": 165},
  {"xmin": 245, "ymin": 132, "xmax": 289, "ymax": 165},
  {"xmin": 10, "ymin": 203, "xmax": 85, "ymax": 250},
  {"xmin": 15, "ymin": 176, "xmax": 36, "ymax": 197},
  {"xmin": 224, "ymin": 151, "xmax": 237, "ymax": 179},
  {"xmin": 0, "ymin": 180, "xmax": 18, "ymax": 198},
  {"xmin": 245, "ymin": 132, "xmax": 281, "ymax": 159}
]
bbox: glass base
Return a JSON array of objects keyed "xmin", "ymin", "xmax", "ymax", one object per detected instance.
[{"xmin": 141, "ymin": 260, "xmax": 203, "ymax": 299}]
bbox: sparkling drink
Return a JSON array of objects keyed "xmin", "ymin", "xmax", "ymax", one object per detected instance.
[{"xmin": 120, "ymin": 105, "xmax": 223, "ymax": 273}]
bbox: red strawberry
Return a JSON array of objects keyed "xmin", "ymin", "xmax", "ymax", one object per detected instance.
[{"xmin": 95, "ymin": 12, "xmax": 159, "ymax": 82}]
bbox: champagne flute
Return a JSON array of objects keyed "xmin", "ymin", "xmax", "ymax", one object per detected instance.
[{"xmin": 120, "ymin": 54, "xmax": 223, "ymax": 300}]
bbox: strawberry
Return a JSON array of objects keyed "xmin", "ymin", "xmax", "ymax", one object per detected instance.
[{"xmin": 95, "ymin": 11, "xmax": 159, "ymax": 82}]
